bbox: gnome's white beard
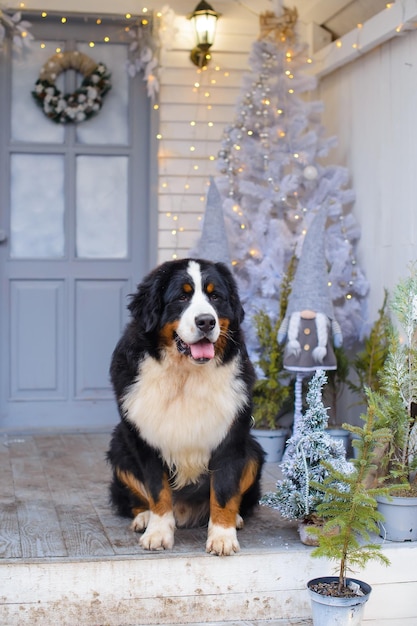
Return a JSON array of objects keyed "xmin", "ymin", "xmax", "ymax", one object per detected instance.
[
  {"xmin": 286, "ymin": 311, "xmax": 329, "ymax": 363},
  {"xmin": 313, "ymin": 312, "xmax": 328, "ymax": 363},
  {"xmin": 287, "ymin": 311, "xmax": 301, "ymax": 357}
]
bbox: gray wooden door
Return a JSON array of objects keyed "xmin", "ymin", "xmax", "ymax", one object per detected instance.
[{"xmin": 0, "ymin": 14, "xmax": 157, "ymax": 431}]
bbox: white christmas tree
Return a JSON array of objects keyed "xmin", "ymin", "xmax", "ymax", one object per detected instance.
[
  {"xmin": 215, "ymin": 8, "xmax": 368, "ymax": 355},
  {"xmin": 261, "ymin": 369, "xmax": 353, "ymax": 522}
]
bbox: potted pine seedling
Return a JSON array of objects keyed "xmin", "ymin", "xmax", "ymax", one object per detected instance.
[
  {"xmin": 306, "ymin": 390, "xmax": 393, "ymax": 626},
  {"xmin": 251, "ymin": 308, "xmax": 291, "ymax": 461}
]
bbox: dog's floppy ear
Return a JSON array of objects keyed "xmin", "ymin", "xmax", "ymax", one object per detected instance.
[
  {"xmin": 215, "ymin": 262, "xmax": 245, "ymax": 324},
  {"xmin": 128, "ymin": 265, "xmax": 167, "ymax": 333}
]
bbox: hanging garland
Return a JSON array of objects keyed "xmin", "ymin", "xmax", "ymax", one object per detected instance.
[{"xmin": 32, "ymin": 50, "xmax": 111, "ymax": 123}]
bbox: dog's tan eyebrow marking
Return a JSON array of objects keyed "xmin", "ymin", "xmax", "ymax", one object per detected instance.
[
  {"xmin": 183, "ymin": 283, "xmax": 193, "ymax": 293},
  {"xmin": 206, "ymin": 282, "xmax": 215, "ymax": 294}
]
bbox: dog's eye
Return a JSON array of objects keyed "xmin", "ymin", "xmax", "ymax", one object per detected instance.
[
  {"xmin": 209, "ymin": 292, "xmax": 219, "ymax": 301},
  {"xmin": 179, "ymin": 293, "xmax": 190, "ymax": 301}
]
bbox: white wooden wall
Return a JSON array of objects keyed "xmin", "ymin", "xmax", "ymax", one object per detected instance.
[{"xmin": 318, "ymin": 30, "xmax": 417, "ymax": 323}]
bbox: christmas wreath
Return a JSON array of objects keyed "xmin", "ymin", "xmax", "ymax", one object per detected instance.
[{"xmin": 32, "ymin": 50, "xmax": 111, "ymax": 123}]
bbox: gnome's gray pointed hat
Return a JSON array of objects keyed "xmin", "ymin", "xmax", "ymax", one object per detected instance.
[
  {"xmin": 192, "ymin": 177, "xmax": 231, "ymax": 265},
  {"xmin": 286, "ymin": 210, "xmax": 334, "ymax": 319}
]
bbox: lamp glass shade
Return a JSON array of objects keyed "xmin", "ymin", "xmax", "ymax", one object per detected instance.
[
  {"xmin": 189, "ymin": 2, "xmax": 219, "ymax": 47},
  {"xmin": 192, "ymin": 12, "xmax": 217, "ymax": 46}
]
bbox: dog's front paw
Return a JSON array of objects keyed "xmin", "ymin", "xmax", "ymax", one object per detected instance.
[
  {"xmin": 236, "ymin": 513, "xmax": 244, "ymax": 529},
  {"xmin": 131, "ymin": 510, "xmax": 150, "ymax": 532},
  {"xmin": 206, "ymin": 522, "xmax": 240, "ymax": 556},
  {"xmin": 139, "ymin": 511, "xmax": 175, "ymax": 551}
]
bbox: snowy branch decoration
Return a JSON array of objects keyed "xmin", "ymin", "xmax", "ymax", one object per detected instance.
[
  {"xmin": 261, "ymin": 370, "xmax": 353, "ymax": 523},
  {"xmin": 0, "ymin": 5, "xmax": 33, "ymax": 50},
  {"xmin": 32, "ymin": 51, "xmax": 111, "ymax": 124},
  {"xmin": 126, "ymin": 6, "xmax": 177, "ymax": 100}
]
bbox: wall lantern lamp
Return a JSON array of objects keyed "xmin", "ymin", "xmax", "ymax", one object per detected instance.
[{"xmin": 187, "ymin": 1, "xmax": 221, "ymax": 68}]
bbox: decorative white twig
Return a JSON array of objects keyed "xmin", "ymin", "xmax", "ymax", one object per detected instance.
[
  {"xmin": 0, "ymin": 5, "xmax": 33, "ymax": 50},
  {"xmin": 126, "ymin": 6, "xmax": 177, "ymax": 100}
]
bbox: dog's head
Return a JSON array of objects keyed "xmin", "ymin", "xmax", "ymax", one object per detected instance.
[{"xmin": 128, "ymin": 258, "xmax": 244, "ymax": 364}]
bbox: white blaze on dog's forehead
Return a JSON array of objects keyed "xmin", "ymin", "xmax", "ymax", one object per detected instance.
[
  {"xmin": 186, "ymin": 260, "xmax": 213, "ymax": 311},
  {"xmin": 186, "ymin": 260, "xmax": 204, "ymax": 294}
]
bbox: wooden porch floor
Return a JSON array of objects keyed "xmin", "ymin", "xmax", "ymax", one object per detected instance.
[{"xmin": 0, "ymin": 431, "xmax": 295, "ymax": 561}]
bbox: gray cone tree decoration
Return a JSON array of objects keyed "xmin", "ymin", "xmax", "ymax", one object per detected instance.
[{"xmin": 192, "ymin": 177, "xmax": 231, "ymax": 265}]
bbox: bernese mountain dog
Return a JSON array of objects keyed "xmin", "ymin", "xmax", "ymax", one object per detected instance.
[{"xmin": 107, "ymin": 258, "xmax": 265, "ymax": 556}]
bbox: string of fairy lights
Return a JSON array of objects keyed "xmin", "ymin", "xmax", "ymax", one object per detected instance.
[
  {"xmin": 158, "ymin": 60, "xmax": 227, "ymax": 260},
  {"xmin": 5, "ymin": 3, "xmax": 158, "ymax": 45}
]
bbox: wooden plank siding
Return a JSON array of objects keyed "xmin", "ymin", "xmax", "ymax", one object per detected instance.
[{"xmin": 156, "ymin": 7, "xmax": 261, "ymax": 263}]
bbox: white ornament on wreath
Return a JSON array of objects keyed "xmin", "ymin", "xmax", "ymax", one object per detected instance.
[
  {"xmin": 303, "ymin": 165, "xmax": 318, "ymax": 180},
  {"xmin": 32, "ymin": 50, "xmax": 111, "ymax": 124}
]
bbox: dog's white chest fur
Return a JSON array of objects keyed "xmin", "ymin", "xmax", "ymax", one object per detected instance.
[{"xmin": 122, "ymin": 352, "xmax": 248, "ymax": 487}]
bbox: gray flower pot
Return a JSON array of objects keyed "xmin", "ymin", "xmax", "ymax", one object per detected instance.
[
  {"xmin": 377, "ymin": 495, "xmax": 417, "ymax": 541},
  {"xmin": 307, "ymin": 576, "xmax": 371, "ymax": 626},
  {"xmin": 252, "ymin": 428, "xmax": 287, "ymax": 462}
]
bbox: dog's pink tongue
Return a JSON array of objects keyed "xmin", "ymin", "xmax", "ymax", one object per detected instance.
[{"xmin": 190, "ymin": 340, "xmax": 215, "ymax": 360}]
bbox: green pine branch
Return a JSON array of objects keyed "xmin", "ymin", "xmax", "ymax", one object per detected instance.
[
  {"xmin": 378, "ymin": 333, "xmax": 417, "ymax": 480},
  {"xmin": 252, "ymin": 255, "xmax": 297, "ymax": 428},
  {"xmin": 375, "ymin": 265, "xmax": 417, "ymax": 483},
  {"xmin": 347, "ymin": 289, "xmax": 391, "ymax": 401}
]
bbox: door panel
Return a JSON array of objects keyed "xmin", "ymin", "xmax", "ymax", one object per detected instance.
[
  {"xmin": 0, "ymin": 13, "xmax": 156, "ymax": 431},
  {"xmin": 74, "ymin": 280, "xmax": 128, "ymax": 399},
  {"xmin": 10, "ymin": 280, "xmax": 65, "ymax": 398}
]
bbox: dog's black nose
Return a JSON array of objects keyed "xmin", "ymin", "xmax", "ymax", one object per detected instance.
[{"xmin": 195, "ymin": 314, "xmax": 216, "ymax": 334}]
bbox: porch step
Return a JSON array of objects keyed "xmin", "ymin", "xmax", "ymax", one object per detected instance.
[
  {"xmin": 1, "ymin": 434, "xmax": 417, "ymax": 625},
  {"xmin": 0, "ymin": 506, "xmax": 310, "ymax": 625},
  {"xmin": 1, "ymin": 508, "xmax": 417, "ymax": 626}
]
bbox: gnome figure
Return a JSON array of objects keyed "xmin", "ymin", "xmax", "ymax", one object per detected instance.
[{"xmin": 278, "ymin": 210, "xmax": 343, "ymax": 372}]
